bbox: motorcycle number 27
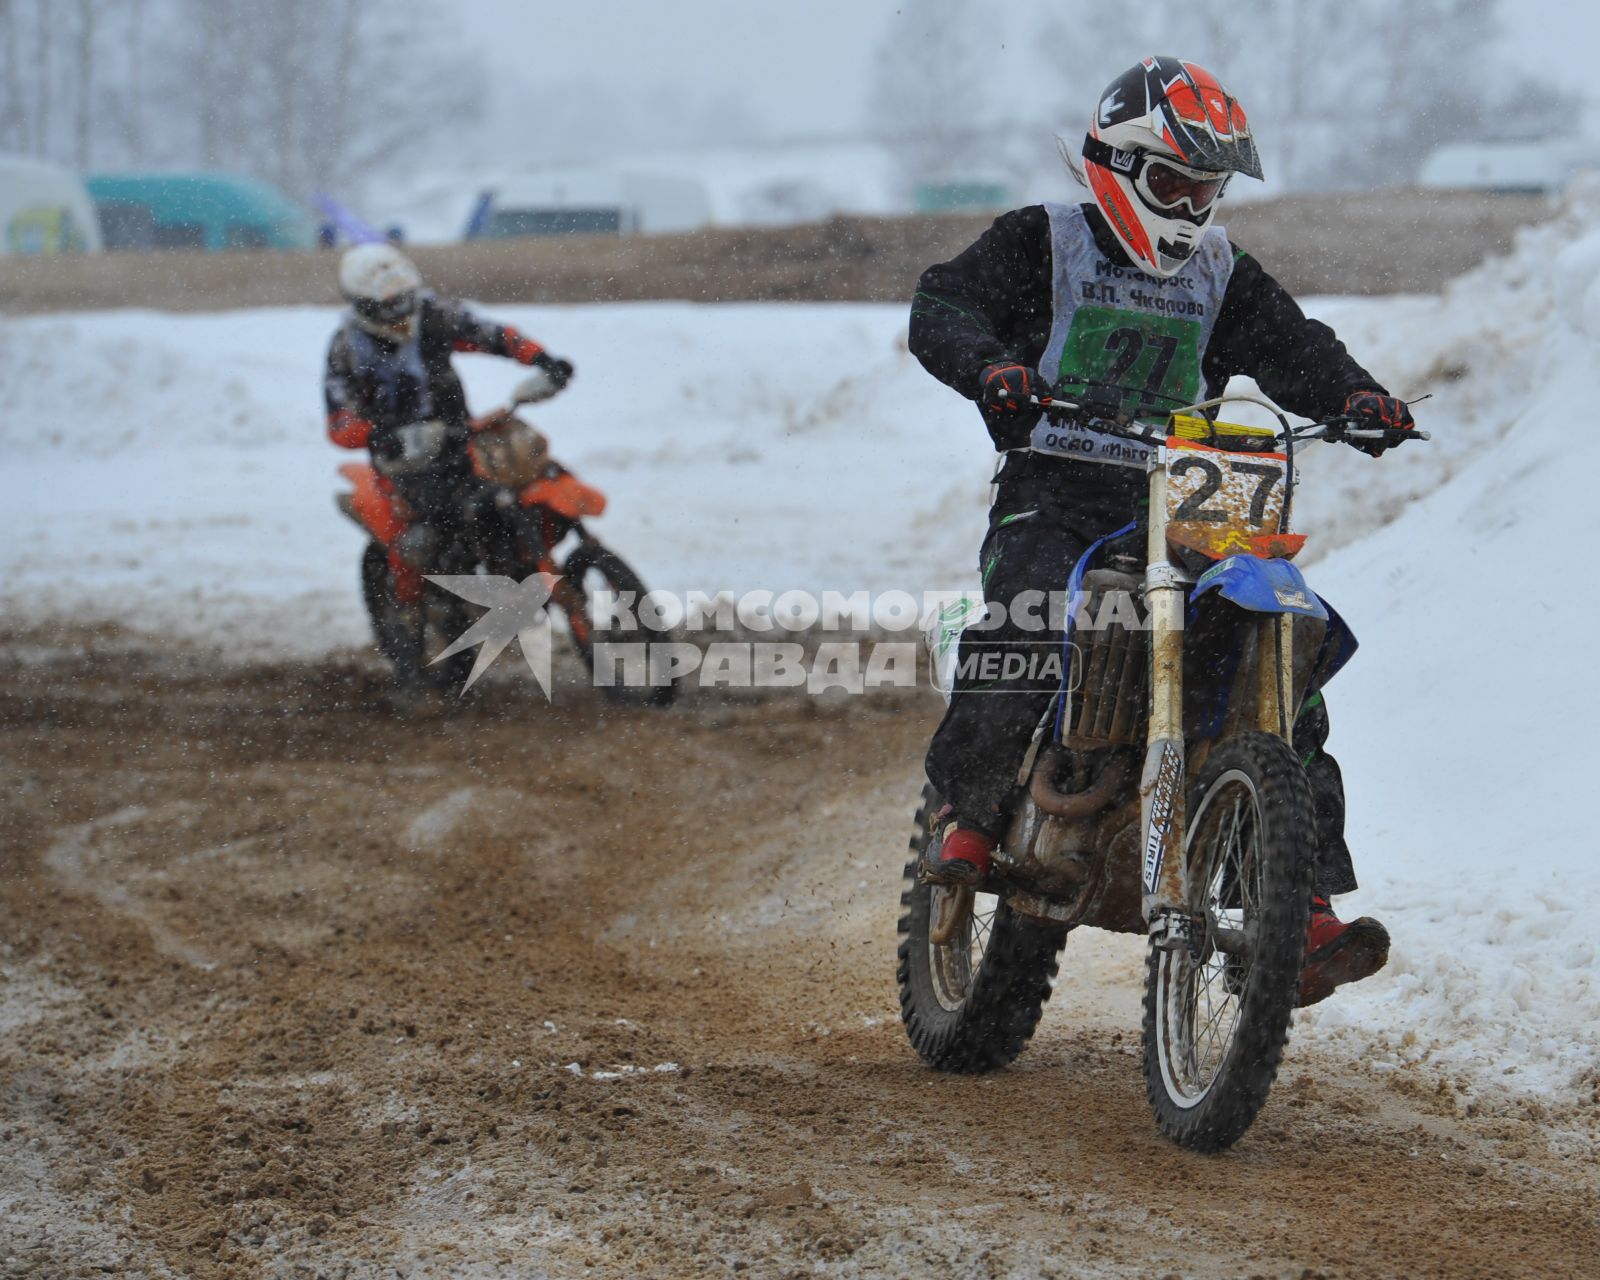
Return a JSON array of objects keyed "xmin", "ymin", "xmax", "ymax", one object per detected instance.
[{"xmin": 1165, "ymin": 446, "xmax": 1288, "ymax": 558}]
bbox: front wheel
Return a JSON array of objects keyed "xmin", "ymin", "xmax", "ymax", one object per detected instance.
[
  {"xmin": 557, "ymin": 540, "xmax": 677, "ymax": 707},
  {"xmin": 896, "ymin": 785, "xmax": 1068, "ymax": 1072},
  {"xmin": 1142, "ymin": 730, "xmax": 1316, "ymax": 1151},
  {"xmin": 360, "ymin": 541, "xmax": 473, "ymax": 693}
]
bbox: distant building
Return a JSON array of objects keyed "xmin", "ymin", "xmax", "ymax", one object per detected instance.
[
  {"xmin": 85, "ymin": 172, "xmax": 318, "ymax": 251},
  {"xmin": 464, "ymin": 171, "xmax": 713, "ymax": 240},
  {"xmin": 1417, "ymin": 141, "xmax": 1600, "ymax": 195},
  {"xmin": 0, "ymin": 153, "xmax": 102, "ymax": 255},
  {"xmin": 913, "ymin": 177, "xmax": 1013, "ymax": 215}
]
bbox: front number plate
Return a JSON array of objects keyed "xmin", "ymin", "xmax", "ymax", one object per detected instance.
[{"xmin": 1164, "ymin": 441, "xmax": 1288, "ymax": 560}]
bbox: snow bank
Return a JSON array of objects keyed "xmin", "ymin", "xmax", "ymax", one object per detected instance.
[
  {"xmin": 1296, "ymin": 180, "xmax": 1600, "ymax": 1101},
  {"xmin": 0, "ymin": 303, "xmax": 992, "ymax": 655}
]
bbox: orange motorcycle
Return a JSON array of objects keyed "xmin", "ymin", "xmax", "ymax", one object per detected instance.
[{"xmin": 335, "ymin": 379, "xmax": 675, "ymax": 705}]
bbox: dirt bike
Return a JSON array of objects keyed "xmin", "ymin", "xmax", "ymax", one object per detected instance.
[
  {"xmin": 898, "ymin": 389, "xmax": 1425, "ymax": 1151},
  {"xmin": 335, "ymin": 376, "xmax": 676, "ymax": 706}
]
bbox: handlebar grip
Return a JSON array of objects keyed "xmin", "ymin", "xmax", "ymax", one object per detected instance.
[{"xmin": 1342, "ymin": 424, "xmax": 1429, "ymax": 444}]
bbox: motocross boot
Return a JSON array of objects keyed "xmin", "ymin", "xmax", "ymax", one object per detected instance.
[
  {"xmin": 1297, "ymin": 894, "xmax": 1390, "ymax": 1007},
  {"xmin": 921, "ymin": 806, "xmax": 995, "ymax": 886}
]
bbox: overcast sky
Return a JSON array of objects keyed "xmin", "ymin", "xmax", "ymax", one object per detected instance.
[
  {"xmin": 459, "ymin": 1, "xmax": 881, "ymax": 140},
  {"xmin": 456, "ymin": 0, "xmax": 1590, "ymax": 150}
]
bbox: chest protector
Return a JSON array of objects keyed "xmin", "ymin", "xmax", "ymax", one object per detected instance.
[
  {"xmin": 347, "ymin": 324, "xmax": 435, "ymax": 429},
  {"xmin": 1030, "ymin": 203, "xmax": 1234, "ymax": 468}
]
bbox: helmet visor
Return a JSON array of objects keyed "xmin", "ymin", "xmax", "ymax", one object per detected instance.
[
  {"xmin": 1138, "ymin": 159, "xmax": 1230, "ymax": 214},
  {"xmin": 354, "ymin": 289, "xmax": 418, "ymax": 326}
]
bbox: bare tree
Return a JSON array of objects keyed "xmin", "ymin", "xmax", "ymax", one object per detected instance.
[
  {"xmin": 0, "ymin": 0, "xmax": 22, "ymax": 152},
  {"xmin": 868, "ymin": 0, "xmax": 997, "ymax": 197},
  {"xmin": 126, "ymin": 0, "xmax": 144, "ymax": 164},
  {"xmin": 1038, "ymin": 0, "xmax": 1580, "ymax": 194},
  {"xmin": 0, "ymin": 0, "xmax": 482, "ymax": 207},
  {"xmin": 73, "ymin": 0, "xmax": 98, "ymax": 167},
  {"xmin": 32, "ymin": 0, "xmax": 49, "ymax": 155}
]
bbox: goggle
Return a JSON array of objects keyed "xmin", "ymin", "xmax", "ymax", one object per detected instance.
[
  {"xmin": 1135, "ymin": 158, "xmax": 1231, "ymax": 214},
  {"xmin": 355, "ymin": 289, "xmax": 418, "ymax": 326}
]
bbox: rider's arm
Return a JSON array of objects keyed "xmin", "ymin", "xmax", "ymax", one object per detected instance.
[
  {"xmin": 909, "ymin": 205, "xmax": 1054, "ymax": 402},
  {"xmin": 437, "ymin": 297, "xmax": 549, "ymax": 365},
  {"xmin": 1203, "ymin": 248, "xmax": 1389, "ymax": 419},
  {"xmin": 324, "ymin": 331, "xmax": 375, "ymax": 449}
]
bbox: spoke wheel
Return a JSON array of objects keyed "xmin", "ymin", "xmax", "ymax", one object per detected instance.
[
  {"xmin": 896, "ymin": 785, "xmax": 1067, "ymax": 1072},
  {"xmin": 558, "ymin": 541, "xmax": 677, "ymax": 707},
  {"xmin": 1143, "ymin": 731, "xmax": 1315, "ymax": 1151},
  {"xmin": 926, "ymin": 886, "xmax": 1001, "ymax": 1010}
]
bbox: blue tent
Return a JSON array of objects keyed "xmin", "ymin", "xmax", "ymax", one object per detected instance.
[{"xmin": 85, "ymin": 171, "xmax": 318, "ymax": 251}]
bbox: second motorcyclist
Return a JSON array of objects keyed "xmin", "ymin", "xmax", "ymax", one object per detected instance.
[{"xmin": 324, "ymin": 243, "xmax": 576, "ymax": 607}]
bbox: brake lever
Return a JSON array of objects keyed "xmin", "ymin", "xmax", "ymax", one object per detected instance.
[{"xmin": 1030, "ymin": 394, "xmax": 1080, "ymax": 416}]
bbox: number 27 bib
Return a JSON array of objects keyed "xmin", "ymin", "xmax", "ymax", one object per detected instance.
[{"xmin": 1029, "ymin": 203, "xmax": 1234, "ymax": 468}]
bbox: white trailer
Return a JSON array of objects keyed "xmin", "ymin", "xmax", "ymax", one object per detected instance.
[
  {"xmin": 470, "ymin": 171, "xmax": 713, "ymax": 239},
  {"xmin": 0, "ymin": 153, "xmax": 103, "ymax": 254}
]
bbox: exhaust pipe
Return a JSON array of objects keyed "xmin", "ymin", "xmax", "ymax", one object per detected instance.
[{"xmin": 1029, "ymin": 744, "xmax": 1129, "ymax": 819}]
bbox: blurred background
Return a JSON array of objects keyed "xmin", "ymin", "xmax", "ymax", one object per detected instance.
[{"xmin": 1, "ymin": 0, "xmax": 1594, "ymax": 306}]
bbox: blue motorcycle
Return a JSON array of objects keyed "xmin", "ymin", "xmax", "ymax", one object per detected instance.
[{"xmin": 900, "ymin": 392, "xmax": 1426, "ymax": 1151}]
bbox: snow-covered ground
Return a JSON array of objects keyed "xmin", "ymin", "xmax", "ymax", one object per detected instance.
[
  {"xmin": 5, "ymin": 184, "xmax": 1600, "ymax": 1111},
  {"xmin": 1, "ymin": 302, "xmax": 994, "ymax": 654}
]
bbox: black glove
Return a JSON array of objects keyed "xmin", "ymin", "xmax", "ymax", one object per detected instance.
[
  {"xmin": 1342, "ymin": 390, "xmax": 1413, "ymax": 455},
  {"xmin": 535, "ymin": 353, "xmax": 574, "ymax": 390},
  {"xmin": 978, "ymin": 362, "xmax": 1051, "ymax": 416}
]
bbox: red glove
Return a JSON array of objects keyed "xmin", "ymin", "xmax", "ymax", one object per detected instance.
[
  {"xmin": 327, "ymin": 408, "xmax": 374, "ymax": 449},
  {"xmin": 1341, "ymin": 391, "xmax": 1413, "ymax": 456},
  {"xmin": 978, "ymin": 362, "xmax": 1051, "ymax": 416},
  {"xmin": 1343, "ymin": 390, "xmax": 1414, "ymax": 431}
]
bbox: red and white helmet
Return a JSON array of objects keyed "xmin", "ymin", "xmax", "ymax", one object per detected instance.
[{"xmin": 1082, "ymin": 57, "xmax": 1262, "ymax": 278}]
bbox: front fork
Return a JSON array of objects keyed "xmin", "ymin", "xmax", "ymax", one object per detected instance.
[
  {"xmin": 1140, "ymin": 465, "xmax": 1294, "ymax": 947},
  {"xmin": 1140, "ymin": 465, "xmax": 1187, "ymax": 939}
]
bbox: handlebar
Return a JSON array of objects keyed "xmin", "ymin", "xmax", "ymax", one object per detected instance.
[
  {"xmin": 1028, "ymin": 396, "xmax": 1429, "ymax": 448},
  {"xmin": 1291, "ymin": 415, "xmax": 1431, "ymax": 446},
  {"xmin": 1030, "ymin": 396, "xmax": 1166, "ymax": 447}
]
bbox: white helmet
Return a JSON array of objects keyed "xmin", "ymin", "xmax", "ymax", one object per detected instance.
[{"xmin": 339, "ymin": 243, "xmax": 423, "ymax": 338}]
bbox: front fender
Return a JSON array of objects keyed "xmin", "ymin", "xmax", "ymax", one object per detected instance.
[
  {"xmin": 336, "ymin": 462, "xmax": 407, "ymax": 547},
  {"xmin": 1190, "ymin": 555, "xmax": 1328, "ymax": 621},
  {"xmin": 1187, "ymin": 555, "xmax": 1360, "ymax": 702}
]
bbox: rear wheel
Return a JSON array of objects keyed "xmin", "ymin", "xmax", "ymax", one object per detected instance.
[
  {"xmin": 896, "ymin": 785, "xmax": 1068, "ymax": 1072},
  {"xmin": 1142, "ymin": 730, "xmax": 1315, "ymax": 1151},
  {"xmin": 559, "ymin": 540, "xmax": 677, "ymax": 706}
]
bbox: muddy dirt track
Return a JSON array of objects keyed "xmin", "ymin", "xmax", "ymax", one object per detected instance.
[{"xmin": 2, "ymin": 631, "xmax": 1598, "ymax": 1279}]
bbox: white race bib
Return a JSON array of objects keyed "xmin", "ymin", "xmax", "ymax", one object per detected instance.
[{"xmin": 1028, "ymin": 417, "xmax": 1157, "ymax": 469}]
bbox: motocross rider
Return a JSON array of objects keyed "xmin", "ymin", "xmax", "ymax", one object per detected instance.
[
  {"xmin": 910, "ymin": 57, "xmax": 1414, "ymax": 1006},
  {"xmin": 324, "ymin": 242, "xmax": 575, "ymax": 605}
]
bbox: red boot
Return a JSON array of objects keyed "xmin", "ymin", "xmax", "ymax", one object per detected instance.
[
  {"xmin": 922, "ymin": 808, "xmax": 995, "ymax": 886},
  {"xmin": 1297, "ymin": 894, "xmax": 1390, "ymax": 1007}
]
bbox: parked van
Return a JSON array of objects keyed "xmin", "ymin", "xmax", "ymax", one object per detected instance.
[
  {"xmin": 85, "ymin": 171, "xmax": 318, "ymax": 251},
  {"xmin": 0, "ymin": 153, "xmax": 103, "ymax": 254},
  {"xmin": 465, "ymin": 171, "xmax": 712, "ymax": 239}
]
